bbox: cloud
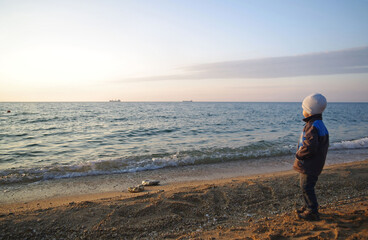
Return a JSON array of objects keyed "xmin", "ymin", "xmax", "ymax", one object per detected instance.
[{"xmin": 120, "ymin": 46, "xmax": 368, "ymax": 82}]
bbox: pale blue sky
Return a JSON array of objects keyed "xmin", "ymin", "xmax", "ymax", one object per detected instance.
[{"xmin": 0, "ymin": 0, "xmax": 367, "ymax": 102}]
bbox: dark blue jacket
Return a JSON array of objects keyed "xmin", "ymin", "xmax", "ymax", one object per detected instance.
[{"xmin": 293, "ymin": 114, "xmax": 329, "ymax": 176}]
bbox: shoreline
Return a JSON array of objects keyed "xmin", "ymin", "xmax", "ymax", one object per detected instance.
[
  {"xmin": 1, "ymin": 154, "xmax": 296, "ymax": 213},
  {"xmin": 1, "ymin": 148, "xmax": 367, "ymax": 205},
  {"xmin": 1, "ymin": 160, "xmax": 368, "ymax": 239},
  {"xmin": 1, "ymin": 159, "xmax": 367, "ymax": 214}
]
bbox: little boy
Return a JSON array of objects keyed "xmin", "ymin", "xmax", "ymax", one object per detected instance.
[{"xmin": 293, "ymin": 93, "xmax": 329, "ymax": 221}]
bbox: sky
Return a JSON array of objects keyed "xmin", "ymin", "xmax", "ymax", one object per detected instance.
[{"xmin": 0, "ymin": 0, "xmax": 368, "ymax": 102}]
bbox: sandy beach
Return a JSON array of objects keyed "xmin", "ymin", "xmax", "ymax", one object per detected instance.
[{"xmin": 1, "ymin": 159, "xmax": 367, "ymax": 239}]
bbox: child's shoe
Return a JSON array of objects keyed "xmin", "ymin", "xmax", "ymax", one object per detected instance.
[{"xmin": 297, "ymin": 210, "xmax": 320, "ymax": 221}]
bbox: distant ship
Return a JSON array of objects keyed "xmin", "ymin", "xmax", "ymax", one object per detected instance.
[
  {"xmin": 109, "ymin": 99, "xmax": 121, "ymax": 102},
  {"xmin": 182, "ymin": 100, "xmax": 193, "ymax": 102}
]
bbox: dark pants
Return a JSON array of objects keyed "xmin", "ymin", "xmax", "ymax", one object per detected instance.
[{"xmin": 300, "ymin": 173, "xmax": 319, "ymax": 213}]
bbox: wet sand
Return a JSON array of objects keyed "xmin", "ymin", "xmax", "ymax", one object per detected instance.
[{"xmin": 1, "ymin": 160, "xmax": 367, "ymax": 239}]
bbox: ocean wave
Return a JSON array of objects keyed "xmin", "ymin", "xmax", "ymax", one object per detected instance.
[
  {"xmin": 0, "ymin": 133, "xmax": 28, "ymax": 138},
  {"xmin": 125, "ymin": 127, "xmax": 180, "ymax": 137},
  {"xmin": 1, "ymin": 137, "xmax": 367, "ymax": 185},
  {"xmin": 0, "ymin": 142, "xmax": 294, "ymax": 184},
  {"xmin": 330, "ymin": 137, "xmax": 368, "ymax": 150},
  {"xmin": 28, "ymin": 116, "xmax": 60, "ymax": 124}
]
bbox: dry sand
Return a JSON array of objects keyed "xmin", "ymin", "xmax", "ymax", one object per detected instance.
[{"xmin": 1, "ymin": 160, "xmax": 367, "ymax": 239}]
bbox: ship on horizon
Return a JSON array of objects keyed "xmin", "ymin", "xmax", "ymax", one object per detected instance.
[{"xmin": 109, "ymin": 99, "xmax": 121, "ymax": 102}]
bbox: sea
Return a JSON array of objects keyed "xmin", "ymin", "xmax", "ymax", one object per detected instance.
[{"xmin": 1, "ymin": 102, "xmax": 367, "ymax": 186}]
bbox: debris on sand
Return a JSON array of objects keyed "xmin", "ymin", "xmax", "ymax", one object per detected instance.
[
  {"xmin": 128, "ymin": 185, "xmax": 144, "ymax": 193},
  {"xmin": 142, "ymin": 180, "xmax": 160, "ymax": 186}
]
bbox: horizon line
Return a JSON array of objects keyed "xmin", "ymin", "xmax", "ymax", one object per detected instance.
[{"xmin": 1, "ymin": 100, "xmax": 367, "ymax": 103}]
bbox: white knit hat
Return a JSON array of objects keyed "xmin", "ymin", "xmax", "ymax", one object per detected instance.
[{"xmin": 302, "ymin": 93, "xmax": 327, "ymax": 115}]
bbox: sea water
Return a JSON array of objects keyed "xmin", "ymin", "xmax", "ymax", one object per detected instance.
[{"xmin": 0, "ymin": 102, "xmax": 367, "ymax": 185}]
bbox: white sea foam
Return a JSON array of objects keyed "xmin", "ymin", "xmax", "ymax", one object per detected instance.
[
  {"xmin": 0, "ymin": 145, "xmax": 293, "ymax": 184},
  {"xmin": 330, "ymin": 137, "xmax": 368, "ymax": 150},
  {"xmin": 1, "ymin": 137, "xmax": 367, "ymax": 185}
]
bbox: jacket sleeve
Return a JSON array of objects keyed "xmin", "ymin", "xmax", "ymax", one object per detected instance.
[{"xmin": 296, "ymin": 125, "xmax": 319, "ymax": 161}]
